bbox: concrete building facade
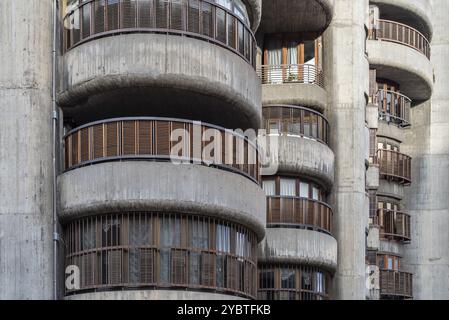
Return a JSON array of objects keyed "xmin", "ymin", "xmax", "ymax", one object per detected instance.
[{"xmin": 0, "ymin": 0, "xmax": 448, "ymax": 300}]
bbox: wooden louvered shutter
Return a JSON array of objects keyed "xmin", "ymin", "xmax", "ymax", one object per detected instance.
[
  {"xmin": 140, "ymin": 248, "xmax": 154, "ymax": 284},
  {"xmin": 80, "ymin": 128, "xmax": 90, "ymax": 162},
  {"xmin": 171, "ymin": 249, "xmax": 187, "ymax": 285},
  {"xmin": 396, "ymin": 213, "xmax": 404, "ymax": 236},
  {"xmin": 81, "ymin": 253, "xmax": 95, "ymax": 287},
  {"xmin": 171, "ymin": 122, "xmax": 186, "ymax": 158},
  {"xmin": 295, "ymin": 198, "xmax": 304, "ymax": 225},
  {"xmin": 155, "ymin": 121, "xmax": 170, "ymax": 156},
  {"xmin": 188, "ymin": 0, "xmax": 200, "ymax": 33},
  {"xmin": 138, "ymin": 121, "xmax": 153, "ymax": 155},
  {"xmin": 71, "ymin": 133, "xmax": 79, "ymax": 166},
  {"xmin": 106, "ymin": 122, "xmax": 119, "ymax": 157},
  {"xmin": 108, "ymin": 250, "xmax": 122, "ymax": 284},
  {"xmin": 92, "ymin": 124, "xmax": 104, "ymax": 159},
  {"xmin": 201, "ymin": 252, "xmax": 215, "ymax": 287},
  {"xmin": 122, "ymin": 121, "xmax": 136, "ymax": 155},
  {"xmin": 270, "ymin": 197, "xmax": 281, "ymax": 223}
]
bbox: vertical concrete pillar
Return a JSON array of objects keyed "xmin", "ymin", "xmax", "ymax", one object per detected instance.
[
  {"xmin": 0, "ymin": 0, "xmax": 54, "ymax": 299},
  {"xmin": 403, "ymin": 0, "xmax": 449, "ymax": 300},
  {"xmin": 323, "ymin": 0, "xmax": 369, "ymax": 299}
]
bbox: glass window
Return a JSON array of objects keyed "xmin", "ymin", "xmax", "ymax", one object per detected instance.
[
  {"xmin": 216, "ymin": 224, "xmax": 231, "ymax": 253},
  {"xmin": 263, "ymin": 180, "xmax": 276, "ymax": 196},
  {"xmin": 280, "ymin": 178, "xmax": 296, "ymax": 197},
  {"xmin": 300, "ymin": 182, "xmax": 309, "ymax": 198},
  {"xmin": 281, "ymin": 269, "xmax": 295, "ymax": 289},
  {"xmin": 259, "ymin": 271, "xmax": 274, "ymax": 289},
  {"xmin": 312, "ymin": 187, "xmax": 320, "ymax": 201}
]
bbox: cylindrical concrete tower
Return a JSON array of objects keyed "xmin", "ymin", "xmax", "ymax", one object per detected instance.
[
  {"xmin": 255, "ymin": 0, "xmax": 337, "ymax": 300},
  {"xmin": 57, "ymin": 0, "xmax": 265, "ymax": 300},
  {"xmin": 0, "ymin": 0, "xmax": 54, "ymax": 299},
  {"xmin": 323, "ymin": 0, "xmax": 370, "ymax": 300},
  {"xmin": 403, "ymin": 0, "xmax": 449, "ymax": 300}
]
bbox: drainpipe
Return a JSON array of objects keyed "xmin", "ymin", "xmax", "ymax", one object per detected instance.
[{"xmin": 52, "ymin": 0, "xmax": 60, "ymax": 301}]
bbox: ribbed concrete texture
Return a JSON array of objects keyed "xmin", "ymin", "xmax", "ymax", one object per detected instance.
[
  {"xmin": 0, "ymin": 0, "xmax": 54, "ymax": 299},
  {"xmin": 323, "ymin": 0, "xmax": 369, "ymax": 300},
  {"xmin": 403, "ymin": 0, "xmax": 449, "ymax": 300}
]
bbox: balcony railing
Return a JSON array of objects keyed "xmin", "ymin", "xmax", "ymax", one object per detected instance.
[
  {"xmin": 258, "ymin": 289, "xmax": 329, "ymax": 301},
  {"xmin": 374, "ymin": 89, "xmax": 411, "ymax": 127},
  {"xmin": 380, "ymin": 270, "xmax": 413, "ymax": 299},
  {"xmin": 376, "ymin": 209, "xmax": 411, "ymax": 242},
  {"xmin": 377, "ymin": 149, "xmax": 412, "ymax": 185},
  {"xmin": 63, "ymin": 0, "xmax": 257, "ymax": 68},
  {"xmin": 262, "ymin": 105, "xmax": 330, "ymax": 145},
  {"xmin": 257, "ymin": 64, "xmax": 324, "ymax": 88},
  {"xmin": 369, "ymin": 19, "xmax": 430, "ymax": 59},
  {"xmin": 64, "ymin": 117, "xmax": 260, "ymax": 184},
  {"xmin": 266, "ymin": 196, "xmax": 333, "ymax": 235}
]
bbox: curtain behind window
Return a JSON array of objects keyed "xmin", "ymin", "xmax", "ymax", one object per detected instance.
[
  {"xmin": 263, "ymin": 180, "xmax": 276, "ymax": 196},
  {"xmin": 267, "ymin": 38, "xmax": 282, "ymax": 84},
  {"xmin": 280, "ymin": 178, "xmax": 296, "ymax": 197}
]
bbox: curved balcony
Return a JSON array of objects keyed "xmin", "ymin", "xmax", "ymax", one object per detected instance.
[
  {"xmin": 380, "ymin": 270, "xmax": 413, "ymax": 299},
  {"xmin": 63, "ymin": 0, "xmax": 256, "ymax": 68},
  {"xmin": 258, "ymin": 228, "xmax": 338, "ymax": 272},
  {"xmin": 377, "ymin": 149, "xmax": 412, "ymax": 185},
  {"xmin": 263, "ymin": 105, "xmax": 329, "ymax": 145},
  {"xmin": 258, "ymin": 64, "xmax": 324, "ymax": 88},
  {"xmin": 375, "ymin": 209, "xmax": 411, "ymax": 243},
  {"xmin": 374, "ymin": 89, "xmax": 411, "ymax": 127},
  {"xmin": 266, "ymin": 196, "xmax": 332, "ymax": 235},
  {"xmin": 370, "ymin": 0, "xmax": 432, "ymax": 41},
  {"xmin": 367, "ymin": 21, "xmax": 433, "ymax": 102},
  {"xmin": 59, "ymin": 1, "xmax": 261, "ymax": 130},
  {"xmin": 370, "ymin": 19, "xmax": 430, "ymax": 59},
  {"xmin": 64, "ymin": 117, "xmax": 260, "ymax": 184},
  {"xmin": 258, "ymin": 264, "xmax": 331, "ymax": 300},
  {"xmin": 258, "ymin": 0, "xmax": 333, "ymax": 34},
  {"xmin": 64, "ymin": 212, "xmax": 258, "ymax": 299}
]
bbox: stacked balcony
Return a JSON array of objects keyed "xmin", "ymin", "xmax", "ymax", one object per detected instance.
[{"xmin": 59, "ymin": 0, "xmax": 265, "ymax": 300}]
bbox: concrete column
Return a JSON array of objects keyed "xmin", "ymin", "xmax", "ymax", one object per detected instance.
[
  {"xmin": 323, "ymin": 0, "xmax": 369, "ymax": 300},
  {"xmin": 0, "ymin": 0, "xmax": 54, "ymax": 299},
  {"xmin": 403, "ymin": 0, "xmax": 449, "ymax": 300}
]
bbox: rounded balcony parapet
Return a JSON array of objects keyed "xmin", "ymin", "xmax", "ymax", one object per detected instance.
[
  {"xmin": 266, "ymin": 196, "xmax": 333, "ymax": 236},
  {"xmin": 257, "ymin": 64, "xmax": 324, "ymax": 88},
  {"xmin": 372, "ymin": 209, "xmax": 411, "ymax": 243},
  {"xmin": 373, "ymin": 89, "xmax": 411, "ymax": 128},
  {"xmin": 64, "ymin": 117, "xmax": 260, "ymax": 184},
  {"xmin": 63, "ymin": 0, "xmax": 257, "ymax": 68},
  {"xmin": 369, "ymin": 19, "xmax": 430, "ymax": 59},
  {"xmin": 380, "ymin": 270, "xmax": 413, "ymax": 299},
  {"xmin": 377, "ymin": 149, "xmax": 412, "ymax": 185}
]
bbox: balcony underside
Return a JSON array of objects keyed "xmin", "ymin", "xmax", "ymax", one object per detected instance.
[
  {"xmin": 58, "ymin": 33, "xmax": 261, "ymax": 129},
  {"xmin": 258, "ymin": 0, "xmax": 333, "ymax": 34},
  {"xmin": 371, "ymin": 0, "xmax": 432, "ymax": 41},
  {"xmin": 367, "ymin": 40, "xmax": 433, "ymax": 102},
  {"xmin": 258, "ymin": 228, "xmax": 337, "ymax": 272},
  {"xmin": 58, "ymin": 161, "xmax": 266, "ymax": 240}
]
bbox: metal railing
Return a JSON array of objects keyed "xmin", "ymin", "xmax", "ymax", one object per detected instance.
[
  {"xmin": 64, "ymin": 212, "xmax": 258, "ymax": 298},
  {"xmin": 63, "ymin": 0, "xmax": 257, "ymax": 68},
  {"xmin": 377, "ymin": 209, "xmax": 411, "ymax": 242},
  {"xmin": 266, "ymin": 196, "xmax": 333, "ymax": 235},
  {"xmin": 262, "ymin": 105, "xmax": 330, "ymax": 145},
  {"xmin": 380, "ymin": 270, "xmax": 413, "ymax": 299},
  {"xmin": 64, "ymin": 117, "xmax": 260, "ymax": 184},
  {"xmin": 257, "ymin": 64, "xmax": 324, "ymax": 88},
  {"xmin": 374, "ymin": 89, "xmax": 411, "ymax": 127},
  {"xmin": 369, "ymin": 19, "xmax": 430, "ymax": 59},
  {"xmin": 377, "ymin": 149, "xmax": 412, "ymax": 185}
]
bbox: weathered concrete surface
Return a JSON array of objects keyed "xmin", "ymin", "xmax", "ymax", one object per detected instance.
[
  {"xmin": 403, "ymin": 0, "xmax": 449, "ymax": 300},
  {"xmin": 58, "ymin": 33, "xmax": 261, "ymax": 130},
  {"xmin": 378, "ymin": 180, "xmax": 405, "ymax": 200},
  {"xmin": 259, "ymin": 0, "xmax": 334, "ymax": 34},
  {"xmin": 258, "ymin": 228, "xmax": 338, "ymax": 271},
  {"xmin": 367, "ymin": 40, "xmax": 433, "ymax": 102},
  {"xmin": 0, "ymin": 0, "xmax": 53, "ymax": 299},
  {"xmin": 245, "ymin": 0, "xmax": 262, "ymax": 32},
  {"xmin": 65, "ymin": 290, "xmax": 246, "ymax": 300},
  {"xmin": 262, "ymin": 84, "xmax": 328, "ymax": 113},
  {"xmin": 58, "ymin": 162, "xmax": 266, "ymax": 240},
  {"xmin": 268, "ymin": 135, "xmax": 334, "ymax": 189},
  {"xmin": 323, "ymin": 0, "xmax": 369, "ymax": 299},
  {"xmin": 378, "ymin": 121, "xmax": 406, "ymax": 143},
  {"xmin": 379, "ymin": 240, "xmax": 404, "ymax": 257},
  {"xmin": 371, "ymin": 0, "xmax": 433, "ymax": 40},
  {"xmin": 367, "ymin": 166, "xmax": 380, "ymax": 190}
]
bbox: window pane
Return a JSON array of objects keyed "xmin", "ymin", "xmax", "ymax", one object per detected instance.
[{"xmin": 280, "ymin": 178, "xmax": 296, "ymax": 197}]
